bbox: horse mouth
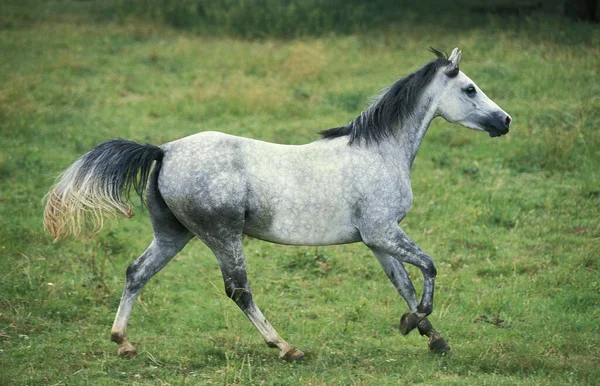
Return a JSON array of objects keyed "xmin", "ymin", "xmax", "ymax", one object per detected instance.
[
  {"xmin": 486, "ymin": 127, "xmax": 509, "ymax": 137},
  {"xmin": 483, "ymin": 112, "xmax": 511, "ymax": 137}
]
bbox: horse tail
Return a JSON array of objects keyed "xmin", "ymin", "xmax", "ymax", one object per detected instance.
[{"xmin": 43, "ymin": 139, "xmax": 164, "ymax": 242}]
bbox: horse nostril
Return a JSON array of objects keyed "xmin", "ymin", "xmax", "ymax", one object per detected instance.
[{"xmin": 505, "ymin": 115, "xmax": 512, "ymax": 128}]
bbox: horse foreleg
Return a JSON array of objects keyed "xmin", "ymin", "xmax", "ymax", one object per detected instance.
[
  {"xmin": 373, "ymin": 250, "xmax": 449, "ymax": 352},
  {"xmin": 373, "ymin": 250, "xmax": 420, "ymax": 311},
  {"xmin": 365, "ymin": 227, "xmax": 449, "ymax": 352},
  {"xmin": 111, "ymin": 234, "xmax": 191, "ymax": 357},
  {"xmin": 210, "ymin": 240, "xmax": 304, "ymax": 362}
]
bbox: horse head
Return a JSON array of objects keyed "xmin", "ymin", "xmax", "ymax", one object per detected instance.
[{"xmin": 434, "ymin": 48, "xmax": 512, "ymax": 137}]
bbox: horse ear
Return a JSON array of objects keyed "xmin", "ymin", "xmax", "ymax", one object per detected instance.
[{"xmin": 444, "ymin": 47, "xmax": 461, "ymax": 77}]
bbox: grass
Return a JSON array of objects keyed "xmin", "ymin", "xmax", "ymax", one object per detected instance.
[{"xmin": 1, "ymin": 1, "xmax": 599, "ymax": 385}]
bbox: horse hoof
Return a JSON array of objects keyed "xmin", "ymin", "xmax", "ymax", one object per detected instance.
[
  {"xmin": 118, "ymin": 348, "xmax": 137, "ymax": 358},
  {"xmin": 428, "ymin": 335, "xmax": 450, "ymax": 353},
  {"xmin": 117, "ymin": 342, "xmax": 137, "ymax": 358},
  {"xmin": 400, "ymin": 312, "xmax": 420, "ymax": 335},
  {"xmin": 282, "ymin": 347, "xmax": 304, "ymax": 362}
]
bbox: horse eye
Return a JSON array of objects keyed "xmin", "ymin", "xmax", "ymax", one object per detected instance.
[{"xmin": 465, "ymin": 86, "xmax": 476, "ymax": 96}]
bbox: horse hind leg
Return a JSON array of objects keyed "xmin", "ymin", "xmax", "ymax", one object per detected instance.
[
  {"xmin": 372, "ymin": 250, "xmax": 450, "ymax": 352},
  {"xmin": 111, "ymin": 172, "xmax": 193, "ymax": 357},
  {"xmin": 206, "ymin": 235, "xmax": 303, "ymax": 362},
  {"xmin": 110, "ymin": 232, "xmax": 192, "ymax": 357}
]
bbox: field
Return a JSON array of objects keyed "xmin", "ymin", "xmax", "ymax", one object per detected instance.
[{"xmin": 1, "ymin": 1, "xmax": 599, "ymax": 384}]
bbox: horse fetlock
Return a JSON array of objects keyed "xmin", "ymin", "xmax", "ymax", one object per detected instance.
[
  {"xmin": 110, "ymin": 331, "xmax": 125, "ymax": 344},
  {"xmin": 266, "ymin": 339, "xmax": 301, "ymax": 361},
  {"xmin": 111, "ymin": 332, "xmax": 137, "ymax": 357},
  {"xmin": 400, "ymin": 312, "xmax": 420, "ymax": 335},
  {"xmin": 417, "ymin": 318, "xmax": 433, "ymax": 336}
]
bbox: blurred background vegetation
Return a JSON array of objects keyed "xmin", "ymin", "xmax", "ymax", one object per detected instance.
[{"xmin": 1, "ymin": 0, "xmax": 598, "ymax": 38}]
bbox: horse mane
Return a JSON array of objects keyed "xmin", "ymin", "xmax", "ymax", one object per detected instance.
[{"xmin": 319, "ymin": 48, "xmax": 455, "ymax": 145}]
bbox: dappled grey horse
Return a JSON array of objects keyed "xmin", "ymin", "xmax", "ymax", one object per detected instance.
[{"xmin": 44, "ymin": 48, "xmax": 511, "ymax": 361}]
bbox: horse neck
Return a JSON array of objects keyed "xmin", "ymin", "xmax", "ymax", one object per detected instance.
[{"xmin": 392, "ymin": 94, "xmax": 438, "ymax": 168}]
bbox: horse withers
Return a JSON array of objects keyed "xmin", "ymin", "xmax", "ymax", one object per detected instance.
[{"xmin": 44, "ymin": 48, "xmax": 511, "ymax": 361}]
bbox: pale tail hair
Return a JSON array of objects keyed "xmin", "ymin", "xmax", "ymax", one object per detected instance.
[{"xmin": 43, "ymin": 139, "xmax": 163, "ymax": 241}]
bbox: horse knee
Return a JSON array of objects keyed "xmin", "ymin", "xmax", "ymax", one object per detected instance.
[{"xmin": 427, "ymin": 261, "xmax": 437, "ymax": 278}]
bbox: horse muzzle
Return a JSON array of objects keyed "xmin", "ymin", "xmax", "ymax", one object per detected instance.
[{"xmin": 484, "ymin": 111, "xmax": 512, "ymax": 137}]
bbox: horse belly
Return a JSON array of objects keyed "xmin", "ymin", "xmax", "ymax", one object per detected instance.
[{"xmin": 243, "ymin": 209, "xmax": 361, "ymax": 246}]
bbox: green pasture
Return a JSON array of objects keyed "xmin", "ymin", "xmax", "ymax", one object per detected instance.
[{"xmin": 1, "ymin": 1, "xmax": 599, "ymax": 384}]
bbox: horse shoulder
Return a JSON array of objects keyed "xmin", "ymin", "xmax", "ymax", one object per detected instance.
[{"xmin": 349, "ymin": 155, "xmax": 414, "ymax": 226}]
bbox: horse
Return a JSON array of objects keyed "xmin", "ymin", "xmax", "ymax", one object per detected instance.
[{"xmin": 43, "ymin": 48, "xmax": 511, "ymax": 361}]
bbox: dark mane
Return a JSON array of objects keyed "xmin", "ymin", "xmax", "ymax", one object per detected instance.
[{"xmin": 319, "ymin": 48, "xmax": 453, "ymax": 145}]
